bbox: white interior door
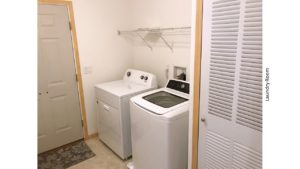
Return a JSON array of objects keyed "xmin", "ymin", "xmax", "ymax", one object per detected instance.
[
  {"xmin": 38, "ymin": 4, "xmax": 83, "ymax": 153},
  {"xmin": 198, "ymin": 0, "xmax": 262, "ymax": 168}
]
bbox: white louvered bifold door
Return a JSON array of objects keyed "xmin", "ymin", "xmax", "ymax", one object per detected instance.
[{"xmin": 198, "ymin": 0, "xmax": 262, "ymax": 168}]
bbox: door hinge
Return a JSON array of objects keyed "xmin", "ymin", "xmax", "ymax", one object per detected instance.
[
  {"xmin": 75, "ymin": 74, "xmax": 78, "ymax": 82},
  {"xmin": 69, "ymin": 21, "xmax": 72, "ymax": 30},
  {"xmin": 81, "ymin": 120, "xmax": 84, "ymax": 127}
]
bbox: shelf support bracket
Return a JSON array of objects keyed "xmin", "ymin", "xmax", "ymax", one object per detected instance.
[
  {"xmin": 159, "ymin": 34, "xmax": 173, "ymax": 52},
  {"xmin": 136, "ymin": 32, "xmax": 152, "ymax": 50}
]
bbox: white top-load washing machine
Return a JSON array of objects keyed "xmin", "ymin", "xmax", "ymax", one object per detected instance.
[
  {"xmin": 128, "ymin": 79, "xmax": 189, "ymax": 169},
  {"xmin": 95, "ymin": 69, "xmax": 157, "ymax": 159}
]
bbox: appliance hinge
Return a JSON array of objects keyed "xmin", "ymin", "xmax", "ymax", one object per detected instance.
[{"xmin": 69, "ymin": 21, "xmax": 72, "ymax": 30}]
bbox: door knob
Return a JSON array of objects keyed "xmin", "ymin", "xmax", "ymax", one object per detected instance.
[
  {"xmin": 201, "ymin": 117, "xmax": 206, "ymax": 122},
  {"xmin": 38, "ymin": 92, "xmax": 42, "ymax": 95}
]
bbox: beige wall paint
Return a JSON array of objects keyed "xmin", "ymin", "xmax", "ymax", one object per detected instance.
[{"xmin": 72, "ymin": 0, "xmax": 133, "ymax": 135}]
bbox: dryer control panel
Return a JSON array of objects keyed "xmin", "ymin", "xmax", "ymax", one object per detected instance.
[{"xmin": 124, "ymin": 69, "xmax": 157, "ymax": 88}]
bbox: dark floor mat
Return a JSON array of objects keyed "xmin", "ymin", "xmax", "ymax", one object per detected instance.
[{"xmin": 38, "ymin": 140, "xmax": 96, "ymax": 169}]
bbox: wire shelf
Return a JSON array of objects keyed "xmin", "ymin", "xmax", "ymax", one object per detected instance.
[{"xmin": 117, "ymin": 26, "xmax": 191, "ymax": 51}]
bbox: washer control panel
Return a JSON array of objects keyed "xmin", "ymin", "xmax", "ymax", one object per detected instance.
[{"xmin": 166, "ymin": 80, "xmax": 189, "ymax": 94}]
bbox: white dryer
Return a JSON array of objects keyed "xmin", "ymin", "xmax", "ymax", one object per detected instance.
[
  {"xmin": 95, "ymin": 69, "xmax": 157, "ymax": 159},
  {"xmin": 128, "ymin": 79, "xmax": 190, "ymax": 169}
]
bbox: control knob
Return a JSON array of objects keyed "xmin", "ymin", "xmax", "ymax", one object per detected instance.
[
  {"xmin": 127, "ymin": 71, "xmax": 131, "ymax": 77},
  {"xmin": 140, "ymin": 75, "xmax": 144, "ymax": 80}
]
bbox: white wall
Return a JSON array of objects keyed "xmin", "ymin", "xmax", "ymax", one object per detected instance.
[
  {"xmin": 72, "ymin": 0, "xmax": 133, "ymax": 135},
  {"xmin": 129, "ymin": 0, "xmax": 192, "ymax": 87}
]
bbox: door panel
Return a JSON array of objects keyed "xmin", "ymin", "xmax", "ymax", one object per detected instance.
[
  {"xmin": 38, "ymin": 4, "xmax": 83, "ymax": 153},
  {"xmin": 38, "ymin": 94, "xmax": 48, "ymax": 140},
  {"xmin": 198, "ymin": 0, "xmax": 262, "ymax": 168}
]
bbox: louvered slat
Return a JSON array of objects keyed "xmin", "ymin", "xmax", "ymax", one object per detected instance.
[
  {"xmin": 208, "ymin": 0, "xmax": 240, "ymax": 121},
  {"xmin": 206, "ymin": 131, "xmax": 231, "ymax": 169},
  {"xmin": 233, "ymin": 142, "xmax": 262, "ymax": 169},
  {"xmin": 236, "ymin": 0, "xmax": 262, "ymax": 131}
]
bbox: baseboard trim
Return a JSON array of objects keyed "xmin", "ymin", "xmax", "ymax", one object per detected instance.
[{"xmin": 85, "ymin": 133, "xmax": 98, "ymax": 140}]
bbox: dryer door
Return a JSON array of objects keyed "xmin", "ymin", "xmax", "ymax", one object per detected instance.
[{"xmin": 97, "ymin": 101, "xmax": 122, "ymax": 157}]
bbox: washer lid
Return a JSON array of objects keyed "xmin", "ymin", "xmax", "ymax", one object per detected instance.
[
  {"xmin": 95, "ymin": 80, "xmax": 151, "ymax": 97},
  {"xmin": 142, "ymin": 91, "xmax": 188, "ymax": 108},
  {"xmin": 132, "ymin": 89, "xmax": 189, "ymax": 115}
]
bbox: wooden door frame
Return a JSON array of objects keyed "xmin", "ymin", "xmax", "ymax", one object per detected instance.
[
  {"xmin": 38, "ymin": 0, "xmax": 89, "ymax": 140},
  {"xmin": 191, "ymin": 0, "xmax": 203, "ymax": 168}
]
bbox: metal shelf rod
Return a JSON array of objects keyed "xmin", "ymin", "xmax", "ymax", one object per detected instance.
[
  {"xmin": 117, "ymin": 26, "xmax": 191, "ymax": 51},
  {"xmin": 118, "ymin": 26, "xmax": 191, "ymax": 35}
]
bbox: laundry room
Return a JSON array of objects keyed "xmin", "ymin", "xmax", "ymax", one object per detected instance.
[
  {"xmin": 36, "ymin": 0, "xmax": 264, "ymax": 168},
  {"xmin": 38, "ymin": 0, "xmax": 194, "ymax": 168},
  {"xmin": 5, "ymin": 0, "xmax": 300, "ymax": 168}
]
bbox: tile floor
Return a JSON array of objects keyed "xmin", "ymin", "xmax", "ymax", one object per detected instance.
[{"xmin": 68, "ymin": 137, "xmax": 130, "ymax": 169}]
